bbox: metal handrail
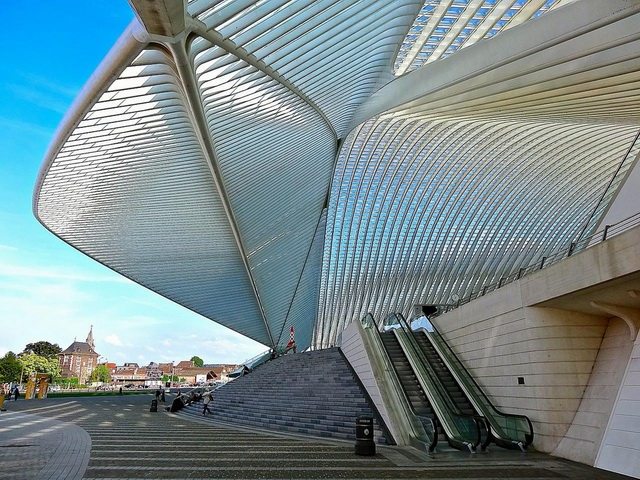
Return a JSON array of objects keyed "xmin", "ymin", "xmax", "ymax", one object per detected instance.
[
  {"xmin": 391, "ymin": 313, "xmax": 481, "ymax": 452},
  {"xmin": 435, "ymin": 212, "xmax": 640, "ymax": 316},
  {"xmin": 228, "ymin": 349, "xmax": 273, "ymax": 378},
  {"xmin": 414, "ymin": 317, "xmax": 534, "ymax": 450},
  {"xmin": 361, "ymin": 314, "xmax": 438, "ymax": 452}
]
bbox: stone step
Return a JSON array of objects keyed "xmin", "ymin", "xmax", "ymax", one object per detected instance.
[{"xmin": 177, "ymin": 348, "xmax": 388, "ymax": 445}]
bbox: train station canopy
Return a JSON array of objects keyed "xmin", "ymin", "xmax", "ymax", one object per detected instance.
[{"xmin": 35, "ymin": 0, "xmax": 640, "ymax": 350}]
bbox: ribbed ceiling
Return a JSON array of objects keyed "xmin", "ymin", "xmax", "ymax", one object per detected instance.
[
  {"xmin": 35, "ymin": 49, "xmax": 269, "ymax": 340},
  {"xmin": 35, "ymin": 0, "xmax": 640, "ymax": 351}
]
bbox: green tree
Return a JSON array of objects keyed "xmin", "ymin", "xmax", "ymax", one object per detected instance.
[
  {"xmin": 89, "ymin": 364, "xmax": 111, "ymax": 383},
  {"xmin": 19, "ymin": 353, "xmax": 61, "ymax": 381},
  {"xmin": 161, "ymin": 374, "xmax": 179, "ymax": 382},
  {"xmin": 65, "ymin": 377, "xmax": 80, "ymax": 389},
  {"xmin": 0, "ymin": 352, "xmax": 22, "ymax": 383},
  {"xmin": 23, "ymin": 341, "xmax": 62, "ymax": 359},
  {"xmin": 190, "ymin": 356, "xmax": 204, "ymax": 367}
]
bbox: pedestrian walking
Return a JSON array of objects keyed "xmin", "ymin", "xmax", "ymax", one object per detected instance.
[
  {"xmin": 155, "ymin": 388, "xmax": 161, "ymax": 402},
  {"xmin": 13, "ymin": 385, "xmax": 19, "ymax": 401},
  {"xmin": 202, "ymin": 391, "xmax": 212, "ymax": 416},
  {"xmin": 160, "ymin": 387, "xmax": 166, "ymax": 403}
]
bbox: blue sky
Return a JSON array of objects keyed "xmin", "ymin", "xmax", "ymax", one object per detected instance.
[{"xmin": 0, "ymin": 2, "xmax": 265, "ymax": 365}]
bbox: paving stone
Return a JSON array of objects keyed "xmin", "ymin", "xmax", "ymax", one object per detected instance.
[{"xmin": 0, "ymin": 391, "xmax": 635, "ymax": 479}]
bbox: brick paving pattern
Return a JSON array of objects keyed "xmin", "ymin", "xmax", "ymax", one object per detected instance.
[
  {"xmin": 0, "ymin": 408, "xmax": 90, "ymax": 479},
  {"xmin": 0, "ymin": 394, "xmax": 634, "ymax": 479}
]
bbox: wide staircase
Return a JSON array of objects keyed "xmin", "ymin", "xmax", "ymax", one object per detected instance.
[{"xmin": 178, "ymin": 348, "xmax": 387, "ymax": 443}]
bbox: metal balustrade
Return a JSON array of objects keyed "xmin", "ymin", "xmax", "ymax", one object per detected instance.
[{"xmin": 434, "ymin": 212, "xmax": 640, "ymax": 316}]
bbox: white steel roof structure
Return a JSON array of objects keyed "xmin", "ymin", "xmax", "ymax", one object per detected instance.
[{"xmin": 35, "ymin": 0, "xmax": 640, "ymax": 350}]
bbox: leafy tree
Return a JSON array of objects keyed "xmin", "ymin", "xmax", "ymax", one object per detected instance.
[
  {"xmin": 190, "ymin": 356, "xmax": 204, "ymax": 367},
  {"xmin": 19, "ymin": 353, "xmax": 61, "ymax": 381},
  {"xmin": 65, "ymin": 377, "xmax": 80, "ymax": 388},
  {"xmin": 89, "ymin": 364, "xmax": 111, "ymax": 383},
  {"xmin": 161, "ymin": 374, "xmax": 179, "ymax": 382},
  {"xmin": 0, "ymin": 352, "xmax": 22, "ymax": 383},
  {"xmin": 23, "ymin": 341, "xmax": 62, "ymax": 359}
]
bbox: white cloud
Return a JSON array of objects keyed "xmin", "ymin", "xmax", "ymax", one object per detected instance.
[{"xmin": 104, "ymin": 334, "xmax": 124, "ymax": 347}]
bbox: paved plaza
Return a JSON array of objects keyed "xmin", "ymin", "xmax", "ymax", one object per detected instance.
[{"xmin": 0, "ymin": 394, "xmax": 633, "ymax": 479}]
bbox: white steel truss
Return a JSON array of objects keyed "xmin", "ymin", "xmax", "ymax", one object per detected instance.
[{"xmin": 35, "ymin": 0, "xmax": 640, "ymax": 351}]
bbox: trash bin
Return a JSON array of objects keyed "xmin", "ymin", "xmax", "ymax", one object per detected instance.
[
  {"xmin": 355, "ymin": 416, "xmax": 375, "ymax": 455},
  {"xmin": 150, "ymin": 399, "xmax": 158, "ymax": 412}
]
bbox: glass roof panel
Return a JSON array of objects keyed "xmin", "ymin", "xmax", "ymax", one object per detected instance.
[
  {"xmin": 191, "ymin": 0, "xmax": 423, "ymax": 138},
  {"xmin": 394, "ymin": 0, "xmax": 566, "ymax": 75},
  {"xmin": 316, "ymin": 114, "xmax": 638, "ymax": 348}
]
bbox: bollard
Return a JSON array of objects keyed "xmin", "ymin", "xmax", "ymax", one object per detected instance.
[
  {"xmin": 150, "ymin": 399, "xmax": 158, "ymax": 412},
  {"xmin": 355, "ymin": 416, "xmax": 375, "ymax": 456}
]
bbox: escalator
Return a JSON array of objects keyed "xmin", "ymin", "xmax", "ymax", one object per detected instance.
[
  {"xmin": 412, "ymin": 317, "xmax": 534, "ymax": 450},
  {"xmin": 412, "ymin": 331, "xmax": 491, "ymax": 449},
  {"xmin": 414, "ymin": 333, "xmax": 475, "ymax": 416},
  {"xmin": 357, "ymin": 313, "xmax": 438, "ymax": 452},
  {"xmin": 379, "ymin": 318, "xmax": 481, "ymax": 452},
  {"xmin": 380, "ymin": 332, "xmax": 440, "ymax": 437}
]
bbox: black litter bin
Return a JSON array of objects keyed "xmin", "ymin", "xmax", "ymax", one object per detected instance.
[
  {"xmin": 355, "ymin": 416, "xmax": 375, "ymax": 455},
  {"xmin": 150, "ymin": 399, "xmax": 158, "ymax": 412}
]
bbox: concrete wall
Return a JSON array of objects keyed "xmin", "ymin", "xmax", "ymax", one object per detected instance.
[
  {"xmin": 596, "ymin": 337, "xmax": 640, "ymax": 477},
  {"xmin": 520, "ymin": 226, "xmax": 640, "ymax": 307},
  {"xmin": 431, "ymin": 227, "xmax": 640, "ymax": 475},
  {"xmin": 432, "ymin": 290, "xmax": 608, "ymax": 453},
  {"xmin": 553, "ymin": 318, "xmax": 633, "ymax": 465},
  {"xmin": 340, "ymin": 320, "xmax": 395, "ymax": 441}
]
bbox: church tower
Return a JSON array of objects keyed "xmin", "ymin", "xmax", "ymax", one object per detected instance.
[{"xmin": 86, "ymin": 325, "xmax": 95, "ymax": 349}]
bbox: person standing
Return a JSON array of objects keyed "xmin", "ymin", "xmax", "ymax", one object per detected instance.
[
  {"xmin": 202, "ymin": 391, "xmax": 212, "ymax": 416},
  {"xmin": 13, "ymin": 385, "xmax": 19, "ymax": 401},
  {"xmin": 160, "ymin": 387, "xmax": 166, "ymax": 403}
]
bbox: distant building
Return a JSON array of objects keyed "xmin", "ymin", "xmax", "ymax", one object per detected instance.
[
  {"xmin": 111, "ymin": 365, "xmax": 147, "ymax": 385},
  {"xmin": 174, "ymin": 360, "xmax": 218, "ymax": 384},
  {"xmin": 204, "ymin": 364, "xmax": 237, "ymax": 382},
  {"xmin": 58, "ymin": 326, "xmax": 99, "ymax": 384},
  {"xmin": 158, "ymin": 362, "xmax": 174, "ymax": 374}
]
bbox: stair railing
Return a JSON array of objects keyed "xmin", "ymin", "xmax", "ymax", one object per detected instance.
[
  {"xmin": 228, "ymin": 349, "xmax": 273, "ymax": 378},
  {"xmin": 414, "ymin": 315, "xmax": 533, "ymax": 450},
  {"xmin": 358, "ymin": 313, "xmax": 438, "ymax": 452},
  {"xmin": 391, "ymin": 313, "xmax": 481, "ymax": 452}
]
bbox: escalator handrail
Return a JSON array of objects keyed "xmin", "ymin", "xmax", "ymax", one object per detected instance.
[
  {"xmin": 415, "ymin": 317, "xmax": 534, "ymax": 448},
  {"xmin": 360, "ymin": 314, "xmax": 438, "ymax": 452},
  {"xmin": 392, "ymin": 313, "xmax": 481, "ymax": 451}
]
